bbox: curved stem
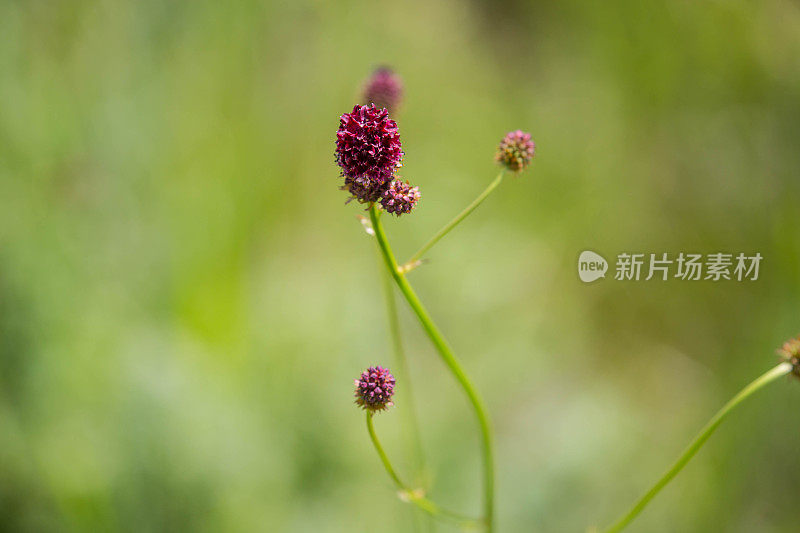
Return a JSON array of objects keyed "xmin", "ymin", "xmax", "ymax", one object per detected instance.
[
  {"xmin": 366, "ymin": 412, "xmax": 480, "ymax": 528},
  {"xmin": 602, "ymin": 362, "xmax": 793, "ymax": 533},
  {"xmin": 407, "ymin": 170, "xmax": 505, "ymax": 264},
  {"xmin": 379, "ymin": 258, "xmax": 428, "ymax": 485},
  {"xmin": 370, "ymin": 204, "xmax": 495, "ymax": 532},
  {"xmin": 367, "ymin": 411, "xmax": 406, "ymax": 488}
]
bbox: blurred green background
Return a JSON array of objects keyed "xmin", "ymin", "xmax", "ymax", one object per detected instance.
[{"xmin": 1, "ymin": 0, "xmax": 799, "ymax": 531}]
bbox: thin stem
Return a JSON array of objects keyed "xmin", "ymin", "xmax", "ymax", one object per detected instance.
[
  {"xmin": 366, "ymin": 412, "xmax": 480, "ymax": 528},
  {"xmin": 370, "ymin": 204, "xmax": 495, "ymax": 532},
  {"xmin": 378, "ymin": 248, "xmax": 432, "ymax": 533},
  {"xmin": 379, "ymin": 255, "xmax": 428, "ymax": 485},
  {"xmin": 367, "ymin": 411, "xmax": 405, "ymax": 487},
  {"xmin": 602, "ymin": 362, "xmax": 793, "ymax": 533},
  {"xmin": 407, "ymin": 170, "xmax": 505, "ymax": 264}
]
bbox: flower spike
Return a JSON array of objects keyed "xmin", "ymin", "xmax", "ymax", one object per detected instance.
[
  {"xmin": 363, "ymin": 66, "xmax": 403, "ymax": 115},
  {"xmin": 777, "ymin": 335, "xmax": 800, "ymax": 378},
  {"xmin": 335, "ymin": 104, "xmax": 403, "ymax": 203},
  {"xmin": 496, "ymin": 129, "xmax": 535, "ymax": 172},
  {"xmin": 354, "ymin": 365, "xmax": 396, "ymax": 412},
  {"xmin": 381, "ymin": 179, "xmax": 420, "ymax": 216}
]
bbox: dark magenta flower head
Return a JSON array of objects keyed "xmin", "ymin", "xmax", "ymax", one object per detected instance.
[
  {"xmin": 777, "ymin": 335, "xmax": 800, "ymax": 378},
  {"xmin": 380, "ymin": 178, "xmax": 420, "ymax": 216},
  {"xmin": 496, "ymin": 130, "xmax": 535, "ymax": 172},
  {"xmin": 362, "ymin": 66, "xmax": 403, "ymax": 115},
  {"xmin": 336, "ymin": 104, "xmax": 403, "ymax": 203},
  {"xmin": 354, "ymin": 365, "xmax": 396, "ymax": 412}
]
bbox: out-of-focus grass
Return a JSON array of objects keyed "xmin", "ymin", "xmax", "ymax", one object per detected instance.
[{"xmin": 1, "ymin": 0, "xmax": 799, "ymax": 531}]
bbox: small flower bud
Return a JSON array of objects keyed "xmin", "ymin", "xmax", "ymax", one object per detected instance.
[
  {"xmin": 495, "ymin": 130, "xmax": 535, "ymax": 172},
  {"xmin": 354, "ymin": 366, "xmax": 396, "ymax": 412},
  {"xmin": 777, "ymin": 335, "xmax": 800, "ymax": 378},
  {"xmin": 380, "ymin": 179, "xmax": 420, "ymax": 216},
  {"xmin": 362, "ymin": 66, "xmax": 403, "ymax": 115}
]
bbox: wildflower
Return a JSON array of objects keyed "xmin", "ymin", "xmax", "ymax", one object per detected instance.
[
  {"xmin": 354, "ymin": 365, "xmax": 396, "ymax": 412},
  {"xmin": 777, "ymin": 335, "xmax": 800, "ymax": 378},
  {"xmin": 362, "ymin": 66, "xmax": 403, "ymax": 114},
  {"xmin": 380, "ymin": 179, "xmax": 420, "ymax": 216},
  {"xmin": 496, "ymin": 130, "xmax": 535, "ymax": 172},
  {"xmin": 336, "ymin": 104, "xmax": 403, "ymax": 203}
]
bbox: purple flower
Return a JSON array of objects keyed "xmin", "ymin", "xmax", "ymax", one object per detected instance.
[
  {"xmin": 778, "ymin": 336, "xmax": 800, "ymax": 378},
  {"xmin": 496, "ymin": 130, "xmax": 535, "ymax": 172},
  {"xmin": 354, "ymin": 366, "xmax": 396, "ymax": 412},
  {"xmin": 336, "ymin": 104, "xmax": 403, "ymax": 203},
  {"xmin": 362, "ymin": 67, "xmax": 403, "ymax": 115},
  {"xmin": 380, "ymin": 179, "xmax": 420, "ymax": 216}
]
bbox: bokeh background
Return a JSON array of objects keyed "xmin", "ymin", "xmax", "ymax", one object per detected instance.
[{"xmin": 1, "ymin": 0, "xmax": 799, "ymax": 531}]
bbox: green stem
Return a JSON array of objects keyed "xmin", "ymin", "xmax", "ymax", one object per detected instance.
[
  {"xmin": 379, "ymin": 258, "xmax": 428, "ymax": 485},
  {"xmin": 378, "ymin": 252, "xmax": 432, "ymax": 532},
  {"xmin": 367, "ymin": 411, "xmax": 406, "ymax": 488},
  {"xmin": 370, "ymin": 205, "xmax": 495, "ymax": 532},
  {"xmin": 407, "ymin": 170, "xmax": 505, "ymax": 264},
  {"xmin": 366, "ymin": 412, "xmax": 480, "ymax": 528},
  {"xmin": 602, "ymin": 362, "xmax": 793, "ymax": 533}
]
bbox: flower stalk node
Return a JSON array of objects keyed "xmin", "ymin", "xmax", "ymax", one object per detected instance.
[
  {"xmin": 398, "ymin": 259, "xmax": 425, "ymax": 275},
  {"xmin": 356, "ymin": 214, "xmax": 375, "ymax": 236}
]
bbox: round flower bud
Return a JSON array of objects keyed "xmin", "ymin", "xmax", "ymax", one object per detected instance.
[
  {"xmin": 335, "ymin": 104, "xmax": 403, "ymax": 203},
  {"xmin": 380, "ymin": 179, "xmax": 420, "ymax": 216},
  {"xmin": 354, "ymin": 365, "xmax": 396, "ymax": 412},
  {"xmin": 495, "ymin": 130, "xmax": 535, "ymax": 172},
  {"xmin": 362, "ymin": 67, "xmax": 403, "ymax": 115},
  {"xmin": 777, "ymin": 335, "xmax": 800, "ymax": 378}
]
